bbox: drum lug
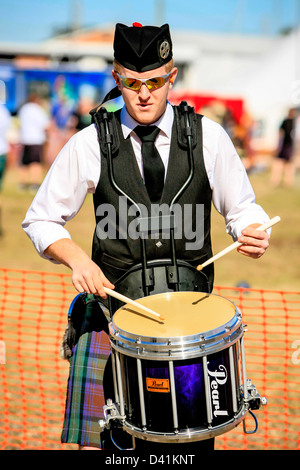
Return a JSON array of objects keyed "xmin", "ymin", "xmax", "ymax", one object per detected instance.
[
  {"xmin": 136, "ymin": 337, "xmax": 145, "ymax": 355},
  {"xmin": 200, "ymin": 335, "xmax": 205, "ymax": 351},
  {"xmin": 99, "ymin": 399, "xmax": 125, "ymax": 432},
  {"xmin": 240, "ymin": 379, "xmax": 267, "ymax": 435},
  {"xmin": 245, "ymin": 379, "xmax": 267, "ymax": 410},
  {"xmin": 168, "ymin": 340, "xmax": 173, "ymax": 356}
]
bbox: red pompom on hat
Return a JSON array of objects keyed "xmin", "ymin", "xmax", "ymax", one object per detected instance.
[{"xmin": 132, "ymin": 22, "xmax": 143, "ymax": 27}]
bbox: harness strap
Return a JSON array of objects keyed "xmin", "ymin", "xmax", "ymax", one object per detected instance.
[
  {"xmin": 90, "ymin": 106, "xmax": 120, "ymax": 157},
  {"xmin": 90, "ymin": 101, "xmax": 198, "ymax": 158}
]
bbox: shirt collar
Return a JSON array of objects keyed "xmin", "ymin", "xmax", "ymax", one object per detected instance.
[{"xmin": 121, "ymin": 101, "xmax": 174, "ymax": 140}]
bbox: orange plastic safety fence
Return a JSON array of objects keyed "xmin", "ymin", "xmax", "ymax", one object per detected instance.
[
  {"xmin": 213, "ymin": 286, "xmax": 300, "ymax": 450},
  {"xmin": 0, "ymin": 268, "xmax": 299, "ymax": 450}
]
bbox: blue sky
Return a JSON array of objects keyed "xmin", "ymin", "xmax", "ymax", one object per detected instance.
[{"xmin": 0, "ymin": 0, "xmax": 299, "ymax": 42}]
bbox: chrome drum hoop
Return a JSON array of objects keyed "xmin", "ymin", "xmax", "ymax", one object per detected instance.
[
  {"xmin": 109, "ymin": 307, "xmax": 244, "ymax": 361},
  {"xmin": 121, "ymin": 404, "xmax": 248, "ymax": 443}
]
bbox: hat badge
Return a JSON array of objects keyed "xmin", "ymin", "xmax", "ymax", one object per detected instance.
[{"xmin": 159, "ymin": 40, "xmax": 170, "ymax": 60}]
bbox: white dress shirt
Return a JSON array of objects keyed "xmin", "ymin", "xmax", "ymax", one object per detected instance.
[
  {"xmin": 19, "ymin": 102, "xmax": 49, "ymax": 145},
  {"xmin": 22, "ymin": 102, "xmax": 269, "ymax": 262}
]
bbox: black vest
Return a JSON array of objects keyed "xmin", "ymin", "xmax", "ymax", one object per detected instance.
[{"xmin": 91, "ymin": 106, "xmax": 214, "ymax": 291}]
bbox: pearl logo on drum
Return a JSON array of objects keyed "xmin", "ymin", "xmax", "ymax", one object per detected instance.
[
  {"xmin": 207, "ymin": 362, "xmax": 229, "ymax": 418},
  {"xmin": 146, "ymin": 377, "xmax": 170, "ymax": 393}
]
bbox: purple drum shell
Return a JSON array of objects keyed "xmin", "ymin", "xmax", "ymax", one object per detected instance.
[{"xmin": 120, "ymin": 344, "xmax": 239, "ymax": 433}]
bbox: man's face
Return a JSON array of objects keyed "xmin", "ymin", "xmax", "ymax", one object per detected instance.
[{"xmin": 112, "ymin": 65, "xmax": 177, "ymax": 125}]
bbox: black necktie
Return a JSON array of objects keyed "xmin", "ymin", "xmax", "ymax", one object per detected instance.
[{"xmin": 134, "ymin": 126, "xmax": 165, "ymax": 204}]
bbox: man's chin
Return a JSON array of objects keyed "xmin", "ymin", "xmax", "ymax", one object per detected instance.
[{"xmin": 132, "ymin": 109, "xmax": 164, "ymax": 126}]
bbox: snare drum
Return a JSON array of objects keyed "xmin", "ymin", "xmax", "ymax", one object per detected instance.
[{"xmin": 106, "ymin": 292, "xmax": 250, "ymax": 443}]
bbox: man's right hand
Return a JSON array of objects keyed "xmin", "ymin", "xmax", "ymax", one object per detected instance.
[
  {"xmin": 71, "ymin": 257, "xmax": 115, "ymax": 299},
  {"xmin": 44, "ymin": 238, "xmax": 115, "ymax": 299}
]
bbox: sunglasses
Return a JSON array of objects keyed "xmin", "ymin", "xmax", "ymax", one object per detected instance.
[{"xmin": 116, "ymin": 72, "xmax": 172, "ymax": 91}]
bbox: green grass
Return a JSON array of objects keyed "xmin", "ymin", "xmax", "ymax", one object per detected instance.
[
  {"xmin": 1, "ymin": 164, "xmax": 299, "ymax": 291},
  {"xmin": 212, "ymin": 167, "xmax": 300, "ymax": 291}
]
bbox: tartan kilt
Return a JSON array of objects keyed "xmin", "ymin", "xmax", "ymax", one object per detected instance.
[
  {"xmin": 61, "ymin": 295, "xmax": 111, "ymax": 448},
  {"xmin": 61, "ymin": 330, "xmax": 110, "ymax": 447}
]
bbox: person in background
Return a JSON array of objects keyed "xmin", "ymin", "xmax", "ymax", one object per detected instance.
[
  {"xmin": 72, "ymin": 97, "xmax": 97, "ymax": 131},
  {"xmin": 18, "ymin": 93, "xmax": 50, "ymax": 193},
  {"xmin": 270, "ymin": 108, "xmax": 295, "ymax": 188},
  {"xmin": 294, "ymin": 109, "xmax": 300, "ymax": 172},
  {"xmin": 0, "ymin": 102, "xmax": 11, "ymax": 235}
]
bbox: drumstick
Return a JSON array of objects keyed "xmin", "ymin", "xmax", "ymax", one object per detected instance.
[
  {"xmin": 197, "ymin": 216, "xmax": 281, "ymax": 271},
  {"xmin": 103, "ymin": 287, "xmax": 164, "ymax": 321}
]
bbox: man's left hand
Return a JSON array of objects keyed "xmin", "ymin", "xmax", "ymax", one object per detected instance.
[{"xmin": 237, "ymin": 223, "xmax": 270, "ymax": 259}]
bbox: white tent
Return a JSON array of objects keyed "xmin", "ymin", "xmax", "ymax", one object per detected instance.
[{"xmin": 222, "ymin": 28, "xmax": 300, "ymax": 150}]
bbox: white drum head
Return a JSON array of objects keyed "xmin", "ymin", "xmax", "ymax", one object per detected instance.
[{"xmin": 113, "ymin": 292, "xmax": 236, "ymax": 338}]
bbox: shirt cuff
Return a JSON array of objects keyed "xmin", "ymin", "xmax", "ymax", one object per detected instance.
[{"xmin": 227, "ymin": 209, "xmax": 271, "ymax": 241}]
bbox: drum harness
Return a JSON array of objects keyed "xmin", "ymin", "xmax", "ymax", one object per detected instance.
[
  {"xmin": 92, "ymin": 101, "xmax": 207, "ymax": 300},
  {"xmin": 85, "ymin": 101, "xmax": 267, "ymax": 449}
]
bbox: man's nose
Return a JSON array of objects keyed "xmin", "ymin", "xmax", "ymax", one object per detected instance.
[{"xmin": 138, "ymin": 83, "xmax": 151, "ymax": 98}]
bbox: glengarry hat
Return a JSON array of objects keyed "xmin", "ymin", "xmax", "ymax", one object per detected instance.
[
  {"xmin": 113, "ymin": 22, "xmax": 173, "ymax": 72},
  {"xmin": 90, "ymin": 22, "xmax": 173, "ymax": 110}
]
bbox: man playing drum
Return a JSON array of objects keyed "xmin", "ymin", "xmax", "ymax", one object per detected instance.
[{"xmin": 22, "ymin": 23, "xmax": 270, "ymax": 451}]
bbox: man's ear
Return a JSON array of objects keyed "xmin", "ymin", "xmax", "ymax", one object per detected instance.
[
  {"xmin": 112, "ymin": 70, "xmax": 121, "ymax": 90},
  {"xmin": 169, "ymin": 68, "xmax": 178, "ymax": 87}
]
